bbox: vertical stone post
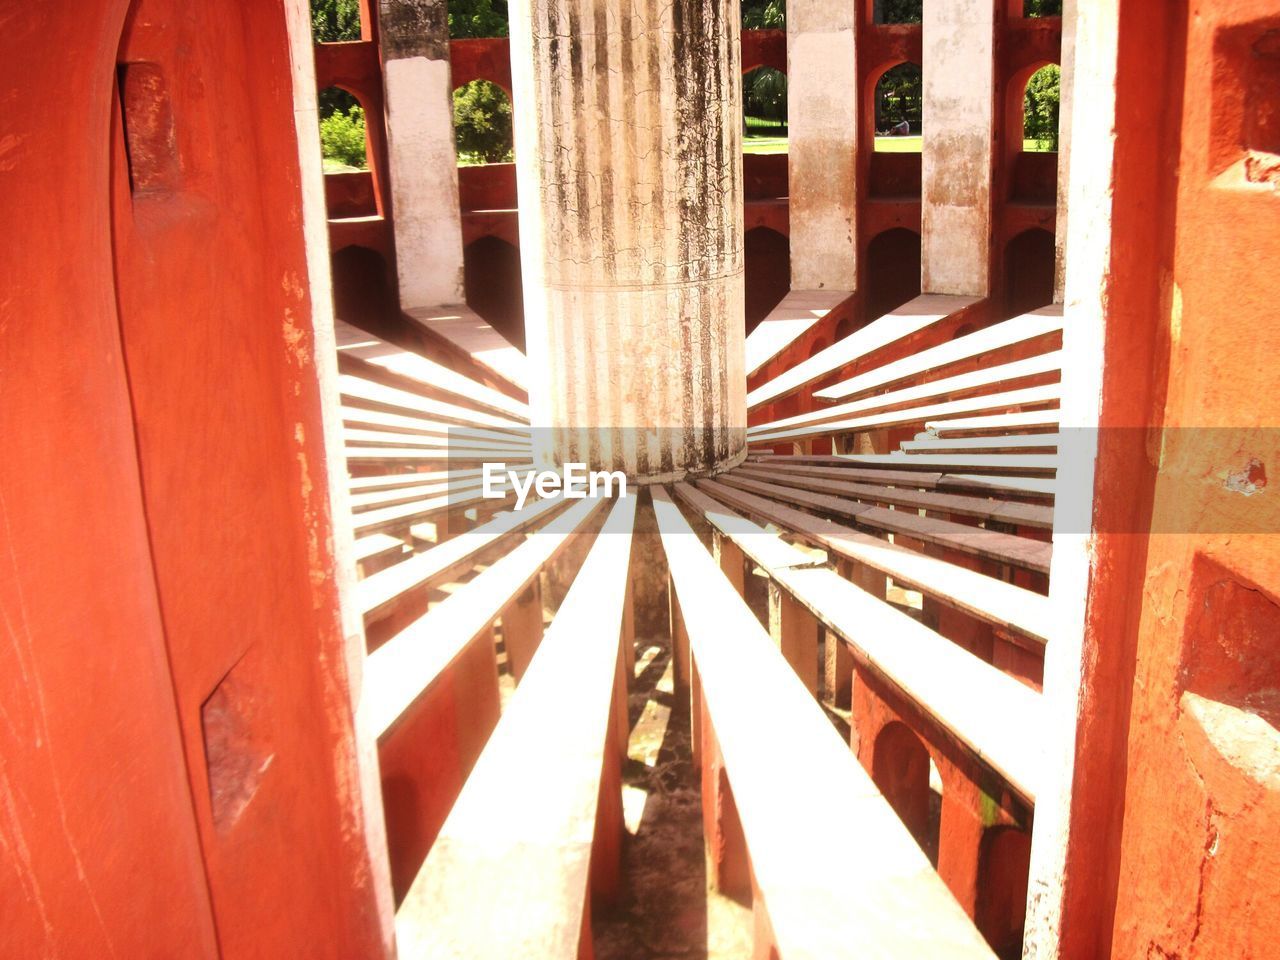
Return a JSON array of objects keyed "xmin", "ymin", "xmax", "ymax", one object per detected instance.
[
  {"xmin": 1053, "ymin": 0, "xmax": 1078, "ymax": 303},
  {"xmin": 768, "ymin": 582, "xmax": 820, "ymax": 695},
  {"xmin": 788, "ymin": 0, "xmax": 859, "ymax": 291},
  {"xmin": 509, "ymin": 0, "xmax": 747, "ymax": 481},
  {"xmin": 713, "ymin": 533, "xmax": 748, "ymax": 596},
  {"xmin": 500, "ymin": 581, "xmax": 544, "ymax": 682},
  {"xmin": 921, "ymin": 0, "xmax": 996, "ymax": 296},
  {"xmin": 379, "ymin": 0, "xmax": 466, "ymax": 309}
]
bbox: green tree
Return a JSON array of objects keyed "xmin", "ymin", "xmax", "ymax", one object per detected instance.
[
  {"xmin": 311, "ymin": 0, "xmax": 361, "ymax": 43},
  {"xmin": 744, "ymin": 67, "xmax": 787, "ymax": 125},
  {"xmin": 453, "ymin": 80, "xmax": 513, "ymax": 164},
  {"xmin": 742, "ymin": 0, "xmax": 784, "ymax": 29},
  {"xmin": 874, "ymin": 0, "xmax": 922, "ymax": 24},
  {"xmin": 319, "ymin": 104, "xmax": 369, "ymax": 169},
  {"xmin": 1023, "ymin": 64, "xmax": 1061, "ymax": 149},
  {"xmin": 449, "ymin": 0, "xmax": 509, "ymax": 38},
  {"xmin": 1024, "ymin": 0, "xmax": 1063, "ymax": 16},
  {"xmin": 876, "ymin": 63, "xmax": 922, "ymax": 131}
]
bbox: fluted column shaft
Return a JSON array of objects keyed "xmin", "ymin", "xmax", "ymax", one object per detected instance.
[{"xmin": 510, "ymin": 0, "xmax": 746, "ymax": 482}]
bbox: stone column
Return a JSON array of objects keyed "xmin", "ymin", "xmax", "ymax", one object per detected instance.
[
  {"xmin": 1053, "ymin": 0, "xmax": 1077, "ymax": 304},
  {"xmin": 921, "ymin": 0, "xmax": 996, "ymax": 297},
  {"xmin": 510, "ymin": 0, "xmax": 746, "ymax": 482},
  {"xmin": 379, "ymin": 0, "xmax": 465, "ymax": 308},
  {"xmin": 788, "ymin": 0, "xmax": 858, "ymax": 291}
]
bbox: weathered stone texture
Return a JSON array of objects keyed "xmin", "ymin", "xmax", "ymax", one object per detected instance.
[{"xmin": 512, "ymin": 0, "xmax": 746, "ymax": 481}]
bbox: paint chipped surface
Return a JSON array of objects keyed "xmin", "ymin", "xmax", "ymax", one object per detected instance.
[{"xmin": 1223, "ymin": 458, "xmax": 1266, "ymax": 496}]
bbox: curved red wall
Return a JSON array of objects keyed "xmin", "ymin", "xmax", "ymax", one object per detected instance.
[{"xmin": 1, "ymin": 2, "xmax": 387, "ymax": 957}]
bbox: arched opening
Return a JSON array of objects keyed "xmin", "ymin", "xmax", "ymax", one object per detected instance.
[
  {"xmin": 872, "ymin": 0, "xmax": 923, "ymax": 25},
  {"xmin": 743, "ymin": 67, "xmax": 788, "ymax": 154},
  {"xmin": 975, "ymin": 825, "xmax": 1033, "ymax": 959},
  {"xmin": 318, "ymin": 86, "xmax": 369, "ymax": 173},
  {"xmin": 1003, "ymin": 229, "xmax": 1055, "ymax": 318},
  {"xmin": 1022, "ymin": 64, "xmax": 1061, "ymax": 152},
  {"xmin": 874, "ymin": 63, "xmax": 922, "ymax": 152},
  {"xmin": 1005, "ymin": 63, "xmax": 1059, "ymax": 203},
  {"xmin": 453, "ymin": 79, "xmax": 514, "ymax": 165},
  {"xmin": 864, "ymin": 228, "xmax": 922, "ymax": 319},
  {"xmin": 871, "ymin": 721, "xmax": 941, "ymax": 866},
  {"xmin": 744, "ymin": 226, "xmax": 791, "ymax": 334},
  {"xmin": 331, "ymin": 245, "xmax": 395, "ymax": 330},
  {"xmin": 1022, "ymin": 0, "xmax": 1063, "ymax": 17},
  {"xmin": 463, "ymin": 236, "xmax": 525, "ymax": 350}
]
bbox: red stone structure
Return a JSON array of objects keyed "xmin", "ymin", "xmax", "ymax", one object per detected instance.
[{"xmin": 2, "ymin": 0, "xmax": 1277, "ymax": 958}]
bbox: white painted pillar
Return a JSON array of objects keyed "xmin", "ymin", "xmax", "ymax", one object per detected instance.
[
  {"xmin": 787, "ymin": 0, "xmax": 858, "ymax": 292},
  {"xmin": 510, "ymin": 0, "xmax": 746, "ymax": 481},
  {"xmin": 1053, "ymin": 0, "xmax": 1077, "ymax": 304},
  {"xmin": 379, "ymin": 0, "xmax": 465, "ymax": 308},
  {"xmin": 921, "ymin": 0, "xmax": 996, "ymax": 297}
]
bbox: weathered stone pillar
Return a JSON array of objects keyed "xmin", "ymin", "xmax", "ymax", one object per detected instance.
[
  {"xmin": 379, "ymin": 0, "xmax": 465, "ymax": 308},
  {"xmin": 1053, "ymin": 0, "xmax": 1077, "ymax": 304},
  {"xmin": 788, "ymin": 0, "xmax": 858, "ymax": 291},
  {"xmin": 921, "ymin": 0, "xmax": 996, "ymax": 296},
  {"xmin": 510, "ymin": 0, "xmax": 746, "ymax": 481}
]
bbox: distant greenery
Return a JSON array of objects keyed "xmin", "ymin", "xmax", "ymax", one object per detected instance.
[
  {"xmin": 449, "ymin": 0, "xmax": 509, "ymax": 38},
  {"xmin": 319, "ymin": 104, "xmax": 369, "ymax": 169},
  {"xmin": 874, "ymin": 0, "xmax": 922, "ymax": 24},
  {"xmin": 876, "ymin": 63, "xmax": 922, "ymax": 133},
  {"xmin": 454, "ymin": 80, "xmax": 513, "ymax": 164},
  {"xmin": 1024, "ymin": 0, "xmax": 1063, "ymax": 16},
  {"xmin": 1023, "ymin": 64, "xmax": 1061, "ymax": 150},
  {"xmin": 312, "ymin": 0, "xmax": 361, "ymax": 43},
  {"xmin": 742, "ymin": 0, "xmax": 784, "ymax": 29},
  {"xmin": 745, "ymin": 67, "xmax": 787, "ymax": 126}
]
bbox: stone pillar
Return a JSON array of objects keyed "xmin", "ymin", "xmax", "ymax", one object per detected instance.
[
  {"xmin": 788, "ymin": 0, "xmax": 858, "ymax": 291},
  {"xmin": 1053, "ymin": 0, "xmax": 1077, "ymax": 304},
  {"xmin": 509, "ymin": 0, "xmax": 746, "ymax": 481},
  {"xmin": 379, "ymin": 0, "xmax": 465, "ymax": 309},
  {"xmin": 921, "ymin": 0, "xmax": 996, "ymax": 297}
]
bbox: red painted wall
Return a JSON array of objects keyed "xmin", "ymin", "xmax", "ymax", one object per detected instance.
[
  {"xmin": 1107, "ymin": 1, "xmax": 1280, "ymax": 956},
  {"xmin": 0, "ymin": 3, "xmax": 219, "ymax": 954},
  {"xmin": 2, "ymin": 2, "xmax": 387, "ymax": 956}
]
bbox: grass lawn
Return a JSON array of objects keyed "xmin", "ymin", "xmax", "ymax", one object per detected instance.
[
  {"xmin": 874, "ymin": 135, "xmax": 922, "ymax": 153},
  {"xmin": 744, "ymin": 114, "xmax": 788, "ymax": 154},
  {"xmin": 744, "ymin": 136, "xmax": 788, "ymax": 155},
  {"xmin": 322, "ymin": 157, "xmax": 364, "ymax": 173},
  {"xmin": 872, "ymin": 136, "xmax": 1058, "ymax": 153}
]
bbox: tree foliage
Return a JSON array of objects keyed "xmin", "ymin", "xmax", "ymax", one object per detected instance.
[
  {"xmin": 744, "ymin": 67, "xmax": 787, "ymax": 124},
  {"xmin": 449, "ymin": 0, "xmax": 509, "ymax": 38},
  {"xmin": 453, "ymin": 80, "xmax": 513, "ymax": 164},
  {"xmin": 311, "ymin": 0, "xmax": 361, "ymax": 43},
  {"xmin": 1023, "ymin": 64, "xmax": 1061, "ymax": 149},
  {"xmin": 1024, "ymin": 0, "xmax": 1064, "ymax": 16},
  {"xmin": 319, "ymin": 105, "xmax": 369, "ymax": 169},
  {"xmin": 875, "ymin": 63, "xmax": 922, "ymax": 132},
  {"xmin": 742, "ymin": 0, "xmax": 784, "ymax": 29},
  {"xmin": 874, "ymin": 0, "xmax": 922, "ymax": 24}
]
